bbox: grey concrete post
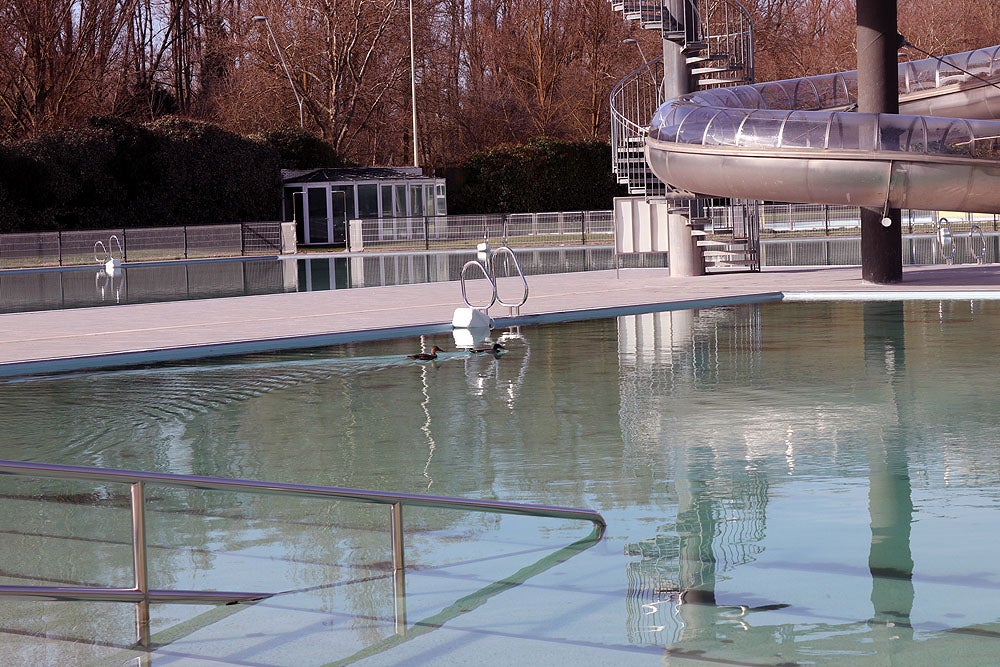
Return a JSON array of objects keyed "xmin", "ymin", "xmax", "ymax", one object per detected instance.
[
  {"xmin": 662, "ymin": 1, "xmax": 704, "ymax": 276},
  {"xmin": 668, "ymin": 213, "xmax": 705, "ymax": 277}
]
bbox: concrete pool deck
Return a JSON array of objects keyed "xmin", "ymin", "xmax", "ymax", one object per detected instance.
[{"xmin": 3, "ymin": 263, "xmax": 1000, "ymax": 377}]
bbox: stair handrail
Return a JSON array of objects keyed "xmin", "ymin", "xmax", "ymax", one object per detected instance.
[
  {"xmin": 610, "ymin": 54, "xmax": 666, "ymax": 197},
  {"xmin": 698, "ymin": 0, "xmax": 755, "ymax": 85},
  {"xmin": 609, "ymin": 0, "xmax": 755, "ymax": 197}
]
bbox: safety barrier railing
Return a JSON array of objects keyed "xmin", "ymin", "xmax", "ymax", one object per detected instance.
[
  {"xmin": 348, "ymin": 211, "xmax": 613, "ymax": 252},
  {"xmin": 0, "ymin": 222, "xmax": 286, "ymax": 269},
  {"xmin": 0, "ymin": 459, "xmax": 604, "ymax": 647}
]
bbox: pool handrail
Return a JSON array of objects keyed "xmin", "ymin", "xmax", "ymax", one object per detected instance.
[{"xmin": 0, "ymin": 459, "xmax": 605, "ymax": 644}]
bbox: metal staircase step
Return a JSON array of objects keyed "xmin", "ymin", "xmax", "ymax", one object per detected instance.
[
  {"xmin": 698, "ymin": 240, "xmax": 749, "ymax": 250},
  {"xmin": 697, "ymin": 76, "xmax": 750, "ymax": 86},
  {"xmin": 703, "ymin": 249, "xmax": 753, "ymax": 258},
  {"xmin": 691, "ymin": 65, "xmax": 739, "ymax": 75},
  {"xmin": 687, "ymin": 52, "xmax": 730, "ymax": 65}
]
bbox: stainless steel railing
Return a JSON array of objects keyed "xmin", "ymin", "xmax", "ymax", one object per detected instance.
[{"xmin": 0, "ymin": 459, "xmax": 605, "ymax": 646}]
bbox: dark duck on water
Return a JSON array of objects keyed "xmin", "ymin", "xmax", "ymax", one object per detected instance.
[
  {"xmin": 407, "ymin": 345, "xmax": 444, "ymax": 361},
  {"xmin": 469, "ymin": 342, "xmax": 505, "ymax": 355}
]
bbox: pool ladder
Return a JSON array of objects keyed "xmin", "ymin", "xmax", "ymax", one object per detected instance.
[
  {"xmin": 459, "ymin": 239, "xmax": 529, "ymax": 317},
  {"xmin": 937, "ymin": 218, "xmax": 956, "ymax": 265},
  {"xmin": 95, "ymin": 234, "xmax": 125, "ymax": 273},
  {"xmin": 939, "ymin": 218, "xmax": 989, "ymax": 265}
]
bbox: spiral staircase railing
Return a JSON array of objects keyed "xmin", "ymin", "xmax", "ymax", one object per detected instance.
[{"xmin": 610, "ymin": 0, "xmax": 755, "ymax": 198}]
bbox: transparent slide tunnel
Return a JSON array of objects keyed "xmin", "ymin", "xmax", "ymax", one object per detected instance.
[{"xmin": 645, "ymin": 46, "xmax": 1000, "ymax": 213}]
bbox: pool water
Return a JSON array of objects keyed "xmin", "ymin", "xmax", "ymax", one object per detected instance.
[
  {"xmin": 2, "ymin": 299, "xmax": 1000, "ymax": 664},
  {"xmin": 0, "ymin": 248, "xmax": 661, "ymax": 314}
]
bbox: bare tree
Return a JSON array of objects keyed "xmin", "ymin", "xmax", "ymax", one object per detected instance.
[{"xmin": 0, "ymin": 0, "xmax": 136, "ymax": 139}]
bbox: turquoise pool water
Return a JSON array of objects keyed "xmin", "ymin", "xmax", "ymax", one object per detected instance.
[{"xmin": 2, "ymin": 299, "xmax": 1000, "ymax": 665}]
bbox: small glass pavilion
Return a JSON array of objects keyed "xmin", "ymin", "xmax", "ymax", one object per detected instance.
[{"xmin": 282, "ymin": 167, "xmax": 447, "ymax": 245}]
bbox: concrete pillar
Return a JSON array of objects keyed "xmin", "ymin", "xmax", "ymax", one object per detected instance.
[
  {"xmin": 857, "ymin": 0, "xmax": 902, "ymax": 283},
  {"xmin": 662, "ymin": 3, "xmax": 704, "ymax": 277},
  {"xmin": 668, "ymin": 213, "xmax": 705, "ymax": 277},
  {"xmin": 662, "ymin": 0, "xmax": 694, "ymax": 99}
]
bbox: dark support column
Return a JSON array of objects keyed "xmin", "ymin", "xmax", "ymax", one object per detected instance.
[{"xmin": 857, "ymin": 0, "xmax": 902, "ymax": 284}]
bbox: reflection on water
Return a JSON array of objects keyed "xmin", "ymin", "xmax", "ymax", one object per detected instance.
[
  {"xmin": 0, "ymin": 248, "xmax": 664, "ymax": 314},
  {"xmin": 3, "ymin": 300, "xmax": 1000, "ymax": 663}
]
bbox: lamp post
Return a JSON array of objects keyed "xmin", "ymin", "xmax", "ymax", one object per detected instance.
[
  {"xmin": 253, "ymin": 15, "xmax": 305, "ymax": 128},
  {"xmin": 623, "ymin": 38, "xmax": 660, "ymax": 102},
  {"xmin": 408, "ymin": 0, "xmax": 419, "ymax": 168}
]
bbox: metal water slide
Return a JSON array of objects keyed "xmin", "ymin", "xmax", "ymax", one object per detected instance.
[{"xmin": 645, "ymin": 46, "xmax": 1000, "ymax": 213}]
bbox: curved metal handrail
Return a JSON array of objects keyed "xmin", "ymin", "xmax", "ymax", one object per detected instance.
[
  {"xmin": 938, "ymin": 217, "xmax": 956, "ymax": 264},
  {"xmin": 490, "ymin": 246, "xmax": 529, "ymax": 309},
  {"xmin": 460, "ymin": 258, "xmax": 498, "ymax": 310},
  {"xmin": 969, "ymin": 224, "xmax": 987, "ymax": 263}
]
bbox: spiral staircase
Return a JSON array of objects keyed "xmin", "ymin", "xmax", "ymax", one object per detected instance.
[{"xmin": 609, "ymin": 0, "xmax": 760, "ymax": 271}]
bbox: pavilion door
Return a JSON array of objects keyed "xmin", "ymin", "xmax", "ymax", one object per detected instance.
[
  {"xmin": 305, "ymin": 187, "xmax": 329, "ymax": 244},
  {"xmin": 330, "ymin": 190, "xmax": 347, "ymax": 245}
]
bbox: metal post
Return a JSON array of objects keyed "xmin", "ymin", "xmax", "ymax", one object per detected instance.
[
  {"xmin": 389, "ymin": 501, "xmax": 407, "ymax": 632},
  {"xmin": 184, "ymin": 225, "xmax": 188, "ymax": 259},
  {"xmin": 130, "ymin": 481, "xmax": 150, "ymax": 647},
  {"xmin": 580, "ymin": 211, "xmax": 586, "ymax": 245},
  {"xmin": 409, "ymin": 0, "xmax": 419, "ymax": 168},
  {"xmin": 393, "ymin": 568, "xmax": 408, "ymax": 635},
  {"xmin": 390, "ymin": 501, "xmax": 405, "ymax": 571},
  {"xmin": 121, "ymin": 228, "xmax": 127, "ymax": 263},
  {"xmin": 423, "ymin": 216, "xmax": 429, "ymax": 251}
]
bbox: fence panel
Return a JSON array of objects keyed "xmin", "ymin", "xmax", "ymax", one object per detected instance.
[
  {"xmin": 183, "ymin": 224, "xmax": 242, "ymax": 259},
  {"xmin": 124, "ymin": 227, "xmax": 188, "ymax": 262},
  {"xmin": 0, "ymin": 232, "xmax": 62, "ymax": 269}
]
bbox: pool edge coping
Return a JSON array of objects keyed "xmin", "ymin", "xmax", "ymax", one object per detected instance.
[{"xmin": 7, "ymin": 288, "xmax": 1000, "ymax": 379}]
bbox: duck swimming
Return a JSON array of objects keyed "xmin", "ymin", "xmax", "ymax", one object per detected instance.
[
  {"xmin": 407, "ymin": 345, "xmax": 444, "ymax": 360},
  {"xmin": 469, "ymin": 342, "xmax": 505, "ymax": 355}
]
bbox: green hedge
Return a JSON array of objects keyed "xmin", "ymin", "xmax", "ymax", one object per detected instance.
[
  {"xmin": 0, "ymin": 118, "xmax": 284, "ymax": 233},
  {"xmin": 449, "ymin": 138, "xmax": 625, "ymax": 214},
  {"xmin": 0, "ymin": 126, "xmax": 622, "ymax": 233}
]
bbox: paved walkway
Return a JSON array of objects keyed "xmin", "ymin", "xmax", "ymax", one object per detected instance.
[{"xmin": 3, "ymin": 263, "xmax": 1000, "ymax": 377}]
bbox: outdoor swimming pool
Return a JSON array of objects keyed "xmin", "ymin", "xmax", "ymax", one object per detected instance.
[{"xmin": 2, "ymin": 299, "xmax": 1000, "ymax": 665}]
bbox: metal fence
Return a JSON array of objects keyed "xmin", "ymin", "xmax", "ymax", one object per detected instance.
[
  {"xmin": 755, "ymin": 203, "xmax": 1000, "ymax": 237},
  {"xmin": 762, "ymin": 231, "xmax": 1000, "ymax": 267},
  {"xmin": 349, "ymin": 211, "xmax": 614, "ymax": 252},
  {"xmin": 0, "ymin": 222, "xmax": 284, "ymax": 270}
]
